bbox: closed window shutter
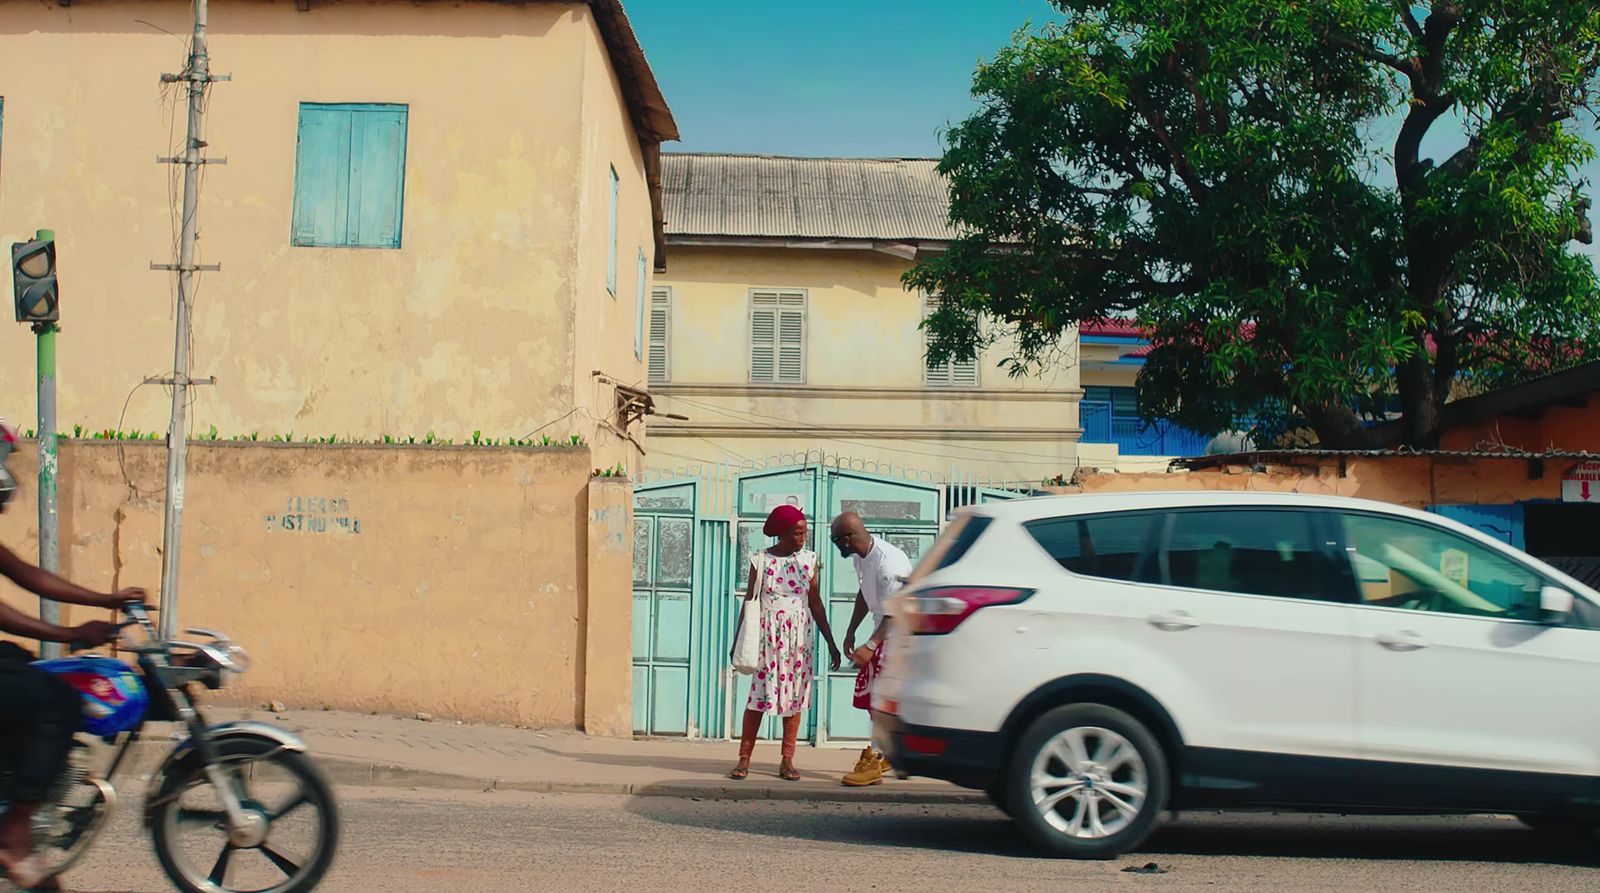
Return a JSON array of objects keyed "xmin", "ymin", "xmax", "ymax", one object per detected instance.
[
  {"xmin": 347, "ymin": 107, "xmax": 408, "ymax": 249},
  {"xmin": 951, "ymin": 353, "xmax": 979, "ymax": 386},
  {"xmin": 648, "ymin": 288, "xmax": 671, "ymax": 383},
  {"xmin": 292, "ymin": 103, "xmax": 407, "ymax": 249},
  {"xmin": 291, "ymin": 107, "xmax": 353, "ymax": 247},
  {"xmin": 751, "ymin": 290, "xmax": 804, "ymax": 383},
  {"xmin": 777, "ymin": 307, "xmax": 804, "ymax": 383},
  {"xmin": 923, "ymin": 294, "xmax": 978, "ymax": 387},
  {"xmin": 635, "ymin": 250, "xmax": 648, "ymax": 360},
  {"xmin": 608, "ymin": 167, "xmax": 619, "ymax": 295},
  {"xmin": 750, "ymin": 295, "xmax": 777, "ymax": 382}
]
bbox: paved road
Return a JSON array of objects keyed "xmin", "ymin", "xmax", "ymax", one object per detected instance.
[{"xmin": 62, "ymin": 785, "xmax": 1600, "ymax": 892}]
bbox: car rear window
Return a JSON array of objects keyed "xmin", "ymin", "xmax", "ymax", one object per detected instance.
[
  {"xmin": 1025, "ymin": 512, "xmax": 1161, "ymax": 582},
  {"xmin": 915, "ymin": 515, "xmax": 993, "ymax": 576}
]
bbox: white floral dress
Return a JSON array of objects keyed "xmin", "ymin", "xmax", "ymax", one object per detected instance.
[{"xmin": 745, "ymin": 548, "xmax": 817, "ymax": 717}]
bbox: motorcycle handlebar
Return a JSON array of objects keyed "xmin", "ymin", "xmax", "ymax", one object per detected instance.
[{"xmin": 64, "ymin": 601, "xmax": 158, "ymax": 654}]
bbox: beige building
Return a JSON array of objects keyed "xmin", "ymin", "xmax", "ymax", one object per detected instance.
[
  {"xmin": 645, "ymin": 153, "xmax": 1198, "ymax": 483},
  {"xmin": 646, "ymin": 154, "xmax": 1087, "ymax": 484},
  {"xmin": 0, "ymin": 0, "xmax": 675, "ymax": 475}
]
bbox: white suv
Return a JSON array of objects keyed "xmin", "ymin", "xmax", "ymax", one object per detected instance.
[{"xmin": 873, "ymin": 492, "xmax": 1600, "ymax": 859}]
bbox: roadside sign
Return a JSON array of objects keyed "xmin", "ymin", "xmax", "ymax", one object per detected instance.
[{"xmin": 1561, "ymin": 462, "xmax": 1600, "ymax": 503}]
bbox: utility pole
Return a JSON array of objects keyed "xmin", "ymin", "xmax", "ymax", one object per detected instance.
[
  {"xmin": 154, "ymin": 0, "xmax": 224, "ymax": 641},
  {"xmin": 34, "ymin": 229, "xmax": 59, "ymax": 659}
]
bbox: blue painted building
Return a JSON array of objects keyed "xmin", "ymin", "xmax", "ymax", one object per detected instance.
[{"xmin": 1078, "ymin": 319, "xmax": 1217, "ymax": 465}]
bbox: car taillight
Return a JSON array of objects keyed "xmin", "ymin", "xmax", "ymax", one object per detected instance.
[{"xmin": 902, "ymin": 586, "xmax": 1034, "ymax": 635}]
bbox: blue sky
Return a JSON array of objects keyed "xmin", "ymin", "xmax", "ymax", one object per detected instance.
[
  {"xmin": 628, "ymin": 1, "xmax": 1597, "ymax": 260},
  {"xmin": 628, "ymin": 0, "xmax": 1059, "ymax": 158}
]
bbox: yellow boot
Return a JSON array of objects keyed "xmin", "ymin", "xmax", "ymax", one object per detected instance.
[{"xmin": 842, "ymin": 745, "xmax": 885, "ymax": 787}]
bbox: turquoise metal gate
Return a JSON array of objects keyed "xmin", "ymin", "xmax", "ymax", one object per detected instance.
[
  {"xmin": 633, "ymin": 481, "xmax": 735, "ymax": 737},
  {"xmin": 731, "ymin": 464, "xmax": 942, "ymax": 745},
  {"xmin": 637, "ymin": 455, "xmax": 1036, "ymax": 741},
  {"xmin": 632, "ymin": 482, "xmax": 696, "ymax": 735}
]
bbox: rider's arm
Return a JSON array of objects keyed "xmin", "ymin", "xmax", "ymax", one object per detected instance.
[
  {"xmin": 0, "ymin": 542, "xmax": 120, "ymax": 609},
  {"xmin": 0, "ymin": 594, "xmax": 79, "ymax": 642}
]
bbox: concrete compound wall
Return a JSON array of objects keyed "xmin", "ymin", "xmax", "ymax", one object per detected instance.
[
  {"xmin": 0, "ymin": 441, "xmax": 632, "ymax": 732},
  {"xmin": 1051, "ymin": 455, "xmax": 1568, "ymax": 508}
]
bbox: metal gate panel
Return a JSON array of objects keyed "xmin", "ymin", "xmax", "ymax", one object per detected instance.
[
  {"xmin": 642, "ymin": 456, "xmax": 1032, "ymax": 741},
  {"xmin": 632, "ymin": 482, "xmax": 697, "ymax": 736},
  {"xmin": 688, "ymin": 517, "xmax": 732, "ymax": 739},
  {"xmin": 817, "ymin": 471, "xmax": 942, "ymax": 744},
  {"xmin": 732, "ymin": 467, "xmax": 823, "ymax": 741}
]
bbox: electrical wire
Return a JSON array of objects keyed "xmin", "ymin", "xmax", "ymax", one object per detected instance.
[{"xmin": 114, "ymin": 378, "xmax": 167, "ymax": 497}]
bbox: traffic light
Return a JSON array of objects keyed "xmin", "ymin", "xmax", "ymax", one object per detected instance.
[{"xmin": 12, "ymin": 236, "xmax": 58, "ymax": 324}]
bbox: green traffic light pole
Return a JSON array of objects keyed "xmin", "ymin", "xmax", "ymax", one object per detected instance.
[{"xmin": 33, "ymin": 228, "xmax": 60, "ymax": 659}]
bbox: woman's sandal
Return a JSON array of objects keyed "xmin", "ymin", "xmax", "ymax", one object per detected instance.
[
  {"xmin": 728, "ymin": 764, "xmax": 750, "ymax": 780},
  {"xmin": 779, "ymin": 766, "xmax": 802, "ymax": 782}
]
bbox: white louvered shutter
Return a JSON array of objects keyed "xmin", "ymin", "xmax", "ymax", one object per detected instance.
[
  {"xmin": 751, "ymin": 290, "xmax": 805, "ymax": 383},
  {"xmin": 951, "ymin": 351, "xmax": 979, "ymax": 386},
  {"xmin": 750, "ymin": 293, "xmax": 778, "ymax": 382},
  {"xmin": 648, "ymin": 288, "xmax": 671, "ymax": 383},
  {"xmin": 776, "ymin": 292, "xmax": 805, "ymax": 383},
  {"xmin": 923, "ymin": 294, "xmax": 979, "ymax": 387}
]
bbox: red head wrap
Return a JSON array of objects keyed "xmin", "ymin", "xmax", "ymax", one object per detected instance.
[{"xmin": 763, "ymin": 504, "xmax": 805, "ymax": 537}]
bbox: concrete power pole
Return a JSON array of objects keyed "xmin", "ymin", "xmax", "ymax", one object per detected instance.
[{"xmin": 154, "ymin": 0, "xmax": 224, "ymax": 641}]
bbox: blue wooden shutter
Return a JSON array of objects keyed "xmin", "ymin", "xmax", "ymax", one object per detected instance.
[
  {"xmin": 348, "ymin": 106, "xmax": 408, "ymax": 248},
  {"xmin": 608, "ymin": 166, "xmax": 619, "ymax": 295},
  {"xmin": 635, "ymin": 249, "xmax": 647, "ymax": 360},
  {"xmin": 291, "ymin": 106, "xmax": 353, "ymax": 246}
]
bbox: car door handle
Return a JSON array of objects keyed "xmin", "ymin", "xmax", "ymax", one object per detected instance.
[
  {"xmin": 1148, "ymin": 611, "xmax": 1199, "ymax": 632},
  {"xmin": 1376, "ymin": 631, "xmax": 1428, "ymax": 652}
]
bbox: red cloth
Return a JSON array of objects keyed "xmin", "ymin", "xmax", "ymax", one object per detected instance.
[
  {"xmin": 763, "ymin": 504, "xmax": 805, "ymax": 537},
  {"xmin": 853, "ymin": 644, "xmax": 885, "ymax": 711}
]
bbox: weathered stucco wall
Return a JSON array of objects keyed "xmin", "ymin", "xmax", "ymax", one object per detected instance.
[
  {"xmin": 648, "ymin": 245, "xmax": 1082, "ymax": 481},
  {"xmin": 1052, "ymin": 455, "xmax": 1568, "ymax": 508},
  {"xmin": 0, "ymin": 0, "xmax": 652, "ymax": 451},
  {"xmin": 572, "ymin": 10, "xmax": 656, "ymax": 477},
  {"xmin": 0, "ymin": 441, "xmax": 633, "ymax": 730},
  {"xmin": 581, "ymin": 477, "xmax": 632, "ymax": 737},
  {"xmin": 1440, "ymin": 394, "xmax": 1600, "ymax": 454}
]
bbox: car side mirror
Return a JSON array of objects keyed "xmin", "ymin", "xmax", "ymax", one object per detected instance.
[{"xmin": 1539, "ymin": 586, "xmax": 1575, "ymax": 625}]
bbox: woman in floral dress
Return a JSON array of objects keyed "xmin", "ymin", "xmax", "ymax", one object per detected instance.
[{"xmin": 729, "ymin": 505, "xmax": 842, "ymax": 781}]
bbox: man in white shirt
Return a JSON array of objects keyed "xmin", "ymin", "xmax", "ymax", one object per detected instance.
[{"xmin": 830, "ymin": 511, "xmax": 913, "ymax": 787}]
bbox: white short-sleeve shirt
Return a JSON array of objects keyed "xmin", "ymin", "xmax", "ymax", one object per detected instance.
[{"xmin": 853, "ymin": 536, "xmax": 914, "ymax": 621}]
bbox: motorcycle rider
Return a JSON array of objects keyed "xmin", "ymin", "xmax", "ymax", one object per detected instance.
[{"xmin": 0, "ymin": 422, "xmax": 146, "ymax": 889}]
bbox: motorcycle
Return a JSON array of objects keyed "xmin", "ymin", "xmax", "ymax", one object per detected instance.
[{"xmin": 1, "ymin": 602, "xmax": 339, "ymax": 893}]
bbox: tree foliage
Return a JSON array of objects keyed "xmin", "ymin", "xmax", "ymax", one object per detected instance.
[{"xmin": 908, "ymin": 0, "xmax": 1600, "ymax": 447}]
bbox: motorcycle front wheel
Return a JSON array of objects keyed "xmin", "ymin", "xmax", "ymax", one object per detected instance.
[{"xmin": 149, "ymin": 737, "xmax": 339, "ymax": 893}]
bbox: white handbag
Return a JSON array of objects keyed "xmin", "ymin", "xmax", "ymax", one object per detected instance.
[{"xmin": 730, "ymin": 554, "xmax": 764, "ymax": 675}]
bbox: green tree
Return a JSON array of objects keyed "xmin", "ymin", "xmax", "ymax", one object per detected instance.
[{"xmin": 909, "ymin": 0, "xmax": 1600, "ymax": 447}]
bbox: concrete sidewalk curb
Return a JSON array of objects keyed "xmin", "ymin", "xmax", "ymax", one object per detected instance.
[
  {"xmin": 323, "ymin": 758, "xmax": 987, "ymax": 804},
  {"xmin": 117, "ymin": 738, "xmax": 985, "ymax": 806}
]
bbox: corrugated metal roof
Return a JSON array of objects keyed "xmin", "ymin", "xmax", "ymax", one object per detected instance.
[{"xmin": 662, "ymin": 154, "xmax": 956, "ymax": 242}]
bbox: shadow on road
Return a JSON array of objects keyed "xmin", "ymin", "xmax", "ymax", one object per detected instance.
[
  {"xmin": 628, "ymin": 798, "xmax": 1600, "ymax": 868},
  {"xmin": 1146, "ymin": 814, "xmax": 1600, "ymax": 867},
  {"xmin": 627, "ymin": 797, "xmax": 1042, "ymax": 857}
]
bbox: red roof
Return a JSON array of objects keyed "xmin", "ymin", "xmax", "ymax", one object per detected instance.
[{"xmin": 1079, "ymin": 319, "xmax": 1145, "ymax": 338}]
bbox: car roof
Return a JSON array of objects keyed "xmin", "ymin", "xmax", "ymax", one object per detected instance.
[{"xmin": 965, "ymin": 490, "xmax": 1438, "ymax": 523}]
